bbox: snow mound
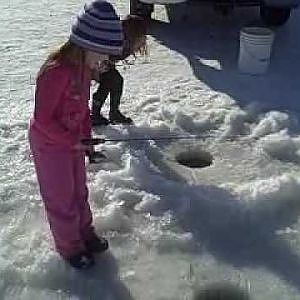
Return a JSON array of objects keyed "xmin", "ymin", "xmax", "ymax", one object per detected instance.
[
  {"xmin": 251, "ymin": 111, "xmax": 290, "ymax": 139},
  {"xmin": 259, "ymin": 130, "xmax": 300, "ymax": 162}
]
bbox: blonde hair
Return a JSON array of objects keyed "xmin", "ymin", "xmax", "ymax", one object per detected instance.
[
  {"xmin": 122, "ymin": 15, "xmax": 147, "ymax": 56},
  {"xmin": 38, "ymin": 41, "xmax": 86, "ymax": 78}
]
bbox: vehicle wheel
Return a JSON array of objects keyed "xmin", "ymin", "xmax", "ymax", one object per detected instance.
[
  {"xmin": 130, "ymin": 0, "xmax": 153, "ymax": 19},
  {"xmin": 260, "ymin": 6, "xmax": 291, "ymax": 26}
]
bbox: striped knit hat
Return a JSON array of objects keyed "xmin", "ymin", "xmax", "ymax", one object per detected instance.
[{"xmin": 70, "ymin": 0, "xmax": 124, "ymax": 55}]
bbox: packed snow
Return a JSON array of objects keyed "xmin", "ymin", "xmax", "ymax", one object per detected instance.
[{"xmin": 1, "ymin": 0, "xmax": 300, "ymax": 299}]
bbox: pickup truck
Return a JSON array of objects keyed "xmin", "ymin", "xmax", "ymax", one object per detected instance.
[{"xmin": 130, "ymin": 0, "xmax": 299, "ymax": 26}]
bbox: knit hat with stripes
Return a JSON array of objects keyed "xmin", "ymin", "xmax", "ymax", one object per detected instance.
[{"xmin": 70, "ymin": 0, "xmax": 124, "ymax": 55}]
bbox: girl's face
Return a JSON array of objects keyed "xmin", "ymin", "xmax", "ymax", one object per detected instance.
[{"xmin": 85, "ymin": 51, "xmax": 108, "ymax": 69}]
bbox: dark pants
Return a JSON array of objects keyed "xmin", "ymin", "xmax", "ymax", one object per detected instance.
[{"xmin": 92, "ymin": 68, "xmax": 124, "ymax": 116}]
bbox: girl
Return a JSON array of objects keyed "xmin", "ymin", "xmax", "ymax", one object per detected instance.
[
  {"xmin": 29, "ymin": 0, "xmax": 124, "ymax": 269},
  {"xmin": 91, "ymin": 14, "xmax": 147, "ymax": 126}
]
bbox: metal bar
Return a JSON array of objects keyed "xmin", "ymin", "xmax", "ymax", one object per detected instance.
[{"xmin": 81, "ymin": 134, "xmax": 212, "ymax": 145}]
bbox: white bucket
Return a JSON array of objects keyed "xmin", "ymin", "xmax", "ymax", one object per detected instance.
[{"xmin": 238, "ymin": 27, "xmax": 275, "ymax": 75}]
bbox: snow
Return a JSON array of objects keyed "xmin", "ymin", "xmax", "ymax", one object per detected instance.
[
  {"xmin": 259, "ymin": 130, "xmax": 300, "ymax": 163},
  {"xmin": 1, "ymin": 0, "xmax": 300, "ymax": 299}
]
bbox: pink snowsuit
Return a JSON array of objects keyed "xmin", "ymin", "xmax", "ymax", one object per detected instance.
[{"xmin": 29, "ymin": 59, "xmax": 94, "ymax": 258}]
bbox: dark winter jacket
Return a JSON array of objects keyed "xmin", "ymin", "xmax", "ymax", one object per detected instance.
[{"xmin": 91, "ymin": 41, "xmax": 130, "ymax": 82}]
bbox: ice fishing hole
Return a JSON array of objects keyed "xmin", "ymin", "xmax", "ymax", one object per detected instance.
[{"xmin": 175, "ymin": 149, "xmax": 213, "ymax": 168}]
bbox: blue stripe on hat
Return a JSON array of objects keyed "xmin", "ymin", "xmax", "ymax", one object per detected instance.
[
  {"xmin": 70, "ymin": 34, "xmax": 123, "ymax": 55},
  {"xmin": 78, "ymin": 9, "xmax": 121, "ymax": 27},
  {"xmin": 72, "ymin": 27, "xmax": 123, "ymax": 47},
  {"xmin": 78, "ymin": 16, "xmax": 122, "ymax": 33},
  {"xmin": 75, "ymin": 21, "xmax": 122, "ymax": 41},
  {"xmin": 86, "ymin": 10, "xmax": 118, "ymax": 21},
  {"xmin": 85, "ymin": 3, "xmax": 119, "ymax": 19}
]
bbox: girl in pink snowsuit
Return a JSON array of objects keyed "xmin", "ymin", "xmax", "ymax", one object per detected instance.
[{"xmin": 29, "ymin": 0, "xmax": 124, "ymax": 269}]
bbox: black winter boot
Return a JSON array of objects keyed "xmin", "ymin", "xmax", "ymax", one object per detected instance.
[
  {"xmin": 66, "ymin": 251, "xmax": 95, "ymax": 270},
  {"xmin": 109, "ymin": 110, "xmax": 133, "ymax": 125},
  {"xmin": 91, "ymin": 114, "xmax": 110, "ymax": 126},
  {"xmin": 85, "ymin": 234, "xmax": 109, "ymax": 253}
]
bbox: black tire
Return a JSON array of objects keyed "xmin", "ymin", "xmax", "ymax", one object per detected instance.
[
  {"xmin": 130, "ymin": 0, "xmax": 153, "ymax": 19},
  {"xmin": 260, "ymin": 6, "xmax": 291, "ymax": 26}
]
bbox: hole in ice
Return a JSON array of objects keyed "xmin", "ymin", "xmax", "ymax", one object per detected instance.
[{"xmin": 176, "ymin": 149, "xmax": 213, "ymax": 168}]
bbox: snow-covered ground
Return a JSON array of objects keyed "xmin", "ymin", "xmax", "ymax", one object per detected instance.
[{"xmin": 1, "ymin": 0, "xmax": 300, "ymax": 299}]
